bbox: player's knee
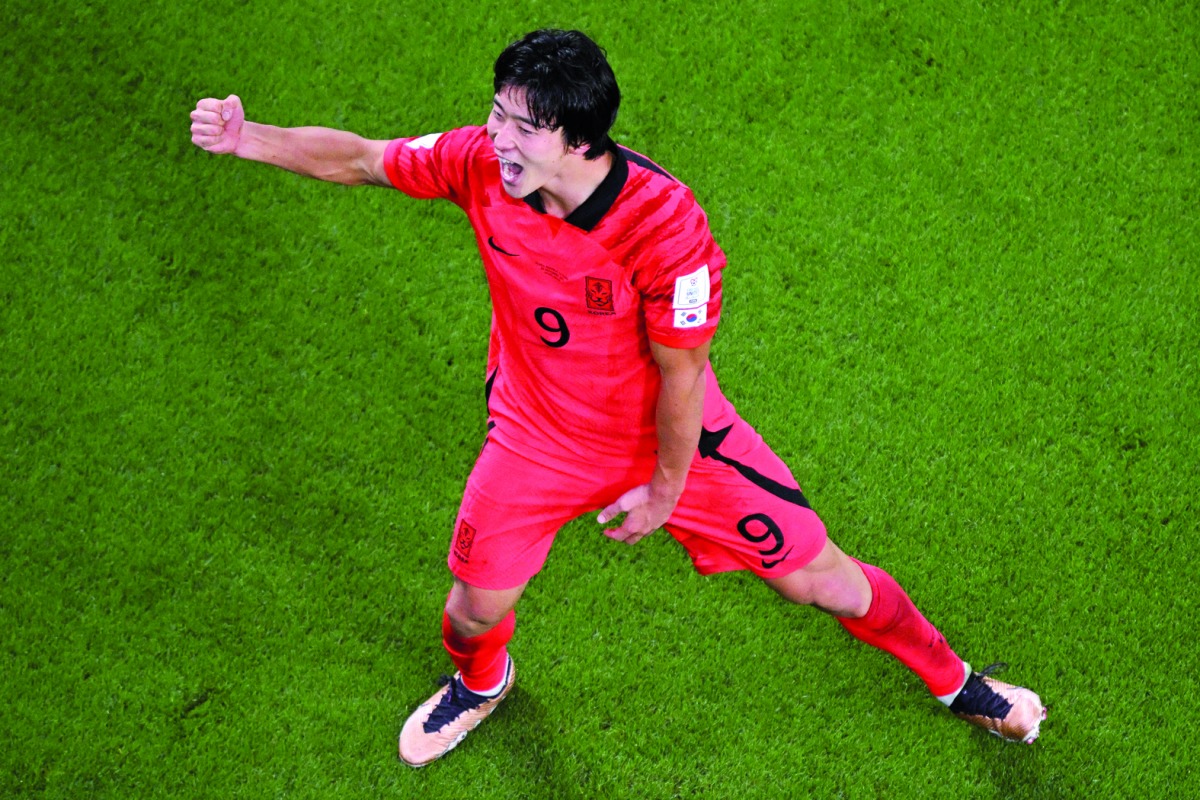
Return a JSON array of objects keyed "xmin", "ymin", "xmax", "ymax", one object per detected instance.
[
  {"xmin": 446, "ymin": 589, "xmax": 513, "ymax": 638},
  {"xmin": 809, "ymin": 574, "xmax": 866, "ymax": 616},
  {"xmin": 765, "ymin": 569, "xmax": 821, "ymax": 607},
  {"xmin": 766, "ymin": 560, "xmax": 870, "ymax": 618},
  {"xmin": 446, "ymin": 605, "xmax": 500, "ymax": 638}
]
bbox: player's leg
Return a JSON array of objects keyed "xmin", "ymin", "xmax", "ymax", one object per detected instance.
[
  {"xmin": 764, "ymin": 541, "xmax": 967, "ymax": 699},
  {"xmin": 399, "ymin": 577, "xmax": 526, "ymax": 768},
  {"xmin": 766, "ymin": 545, "xmax": 1046, "ymax": 743},
  {"xmin": 669, "ymin": 416, "xmax": 1045, "ymax": 742},
  {"xmin": 759, "ymin": 536, "xmax": 870, "ymax": 617},
  {"xmin": 443, "ymin": 576, "xmax": 527, "ymax": 693},
  {"xmin": 399, "ymin": 443, "xmax": 593, "ymax": 766}
]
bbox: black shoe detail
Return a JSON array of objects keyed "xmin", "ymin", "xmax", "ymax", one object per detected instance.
[
  {"xmin": 950, "ymin": 663, "xmax": 1013, "ymax": 720},
  {"xmin": 423, "ymin": 676, "xmax": 490, "ymax": 734},
  {"xmin": 698, "ymin": 425, "xmax": 810, "ymax": 509}
]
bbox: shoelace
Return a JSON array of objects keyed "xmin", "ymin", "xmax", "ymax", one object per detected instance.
[
  {"xmin": 424, "ymin": 676, "xmax": 489, "ymax": 733},
  {"xmin": 951, "ymin": 662, "xmax": 1013, "ymax": 719}
]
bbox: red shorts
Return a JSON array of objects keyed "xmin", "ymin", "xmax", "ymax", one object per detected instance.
[{"xmin": 447, "ymin": 416, "xmax": 827, "ymax": 590}]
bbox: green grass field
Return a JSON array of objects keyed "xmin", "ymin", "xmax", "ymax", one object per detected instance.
[{"xmin": 3, "ymin": 1, "xmax": 1197, "ymax": 797}]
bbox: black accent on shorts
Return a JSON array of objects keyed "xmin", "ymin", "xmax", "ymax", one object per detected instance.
[{"xmin": 698, "ymin": 425, "xmax": 811, "ymax": 509}]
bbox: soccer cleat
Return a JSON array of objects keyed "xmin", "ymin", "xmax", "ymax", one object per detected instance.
[
  {"xmin": 398, "ymin": 656, "xmax": 515, "ymax": 767},
  {"xmin": 950, "ymin": 663, "xmax": 1047, "ymax": 744}
]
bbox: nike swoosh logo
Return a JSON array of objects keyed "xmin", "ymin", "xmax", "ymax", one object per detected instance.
[
  {"xmin": 761, "ymin": 547, "xmax": 795, "ymax": 569},
  {"xmin": 487, "ymin": 236, "xmax": 519, "ymax": 257}
]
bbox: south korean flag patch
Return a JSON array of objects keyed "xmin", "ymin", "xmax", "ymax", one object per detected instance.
[
  {"xmin": 674, "ymin": 306, "xmax": 708, "ymax": 328},
  {"xmin": 672, "ymin": 265, "xmax": 710, "ymax": 329}
]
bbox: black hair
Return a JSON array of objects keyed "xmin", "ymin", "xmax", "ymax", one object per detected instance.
[{"xmin": 493, "ymin": 29, "xmax": 621, "ymax": 160}]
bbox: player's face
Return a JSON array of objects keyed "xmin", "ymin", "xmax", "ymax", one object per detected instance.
[{"xmin": 487, "ymin": 86, "xmax": 577, "ymax": 198}]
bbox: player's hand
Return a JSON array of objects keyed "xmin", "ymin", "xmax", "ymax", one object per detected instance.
[
  {"xmin": 190, "ymin": 94, "xmax": 245, "ymax": 155},
  {"xmin": 597, "ymin": 483, "xmax": 679, "ymax": 545}
]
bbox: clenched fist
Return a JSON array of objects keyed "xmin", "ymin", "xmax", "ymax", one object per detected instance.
[{"xmin": 190, "ymin": 94, "xmax": 245, "ymax": 155}]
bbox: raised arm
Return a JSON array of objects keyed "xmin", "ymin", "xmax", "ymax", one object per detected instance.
[{"xmin": 189, "ymin": 94, "xmax": 391, "ymax": 187}]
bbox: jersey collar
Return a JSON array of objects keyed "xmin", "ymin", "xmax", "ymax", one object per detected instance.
[{"xmin": 522, "ymin": 142, "xmax": 627, "ymax": 232}]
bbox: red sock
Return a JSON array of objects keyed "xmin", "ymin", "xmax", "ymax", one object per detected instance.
[
  {"xmin": 836, "ymin": 559, "xmax": 966, "ymax": 697},
  {"xmin": 442, "ymin": 609, "xmax": 515, "ymax": 694}
]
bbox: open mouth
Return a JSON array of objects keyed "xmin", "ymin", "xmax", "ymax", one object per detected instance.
[{"xmin": 498, "ymin": 157, "xmax": 524, "ymax": 185}]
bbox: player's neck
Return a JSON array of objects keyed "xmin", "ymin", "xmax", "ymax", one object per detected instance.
[{"xmin": 536, "ymin": 150, "xmax": 614, "ymax": 220}]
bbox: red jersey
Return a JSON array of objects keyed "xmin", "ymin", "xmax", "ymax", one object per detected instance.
[{"xmin": 383, "ymin": 126, "xmax": 736, "ymax": 467}]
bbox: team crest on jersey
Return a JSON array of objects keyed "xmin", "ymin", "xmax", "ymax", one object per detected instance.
[
  {"xmin": 453, "ymin": 520, "xmax": 476, "ymax": 564},
  {"xmin": 585, "ymin": 277, "xmax": 615, "ymax": 314}
]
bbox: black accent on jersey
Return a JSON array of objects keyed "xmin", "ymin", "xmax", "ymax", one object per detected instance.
[
  {"xmin": 698, "ymin": 425, "xmax": 811, "ymax": 509},
  {"xmin": 481, "ymin": 370, "xmax": 498, "ymax": 449},
  {"xmin": 522, "ymin": 190, "xmax": 545, "ymax": 214},
  {"xmin": 521, "ymin": 141, "xmax": 629, "ymax": 232},
  {"xmin": 484, "ymin": 368, "xmax": 498, "ymax": 406},
  {"xmin": 533, "ymin": 307, "xmax": 571, "ymax": 347},
  {"xmin": 487, "ymin": 236, "xmax": 519, "ymax": 257},
  {"xmin": 619, "ymin": 146, "xmax": 676, "ymax": 181}
]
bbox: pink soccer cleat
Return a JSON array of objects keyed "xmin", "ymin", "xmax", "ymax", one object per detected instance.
[
  {"xmin": 950, "ymin": 663, "xmax": 1047, "ymax": 744},
  {"xmin": 398, "ymin": 657, "xmax": 515, "ymax": 767}
]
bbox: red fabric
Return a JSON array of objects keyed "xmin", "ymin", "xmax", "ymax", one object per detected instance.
[
  {"xmin": 383, "ymin": 127, "xmax": 725, "ymax": 469},
  {"xmin": 448, "ymin": 403, "xmax": 827, "ymax": 590},
  {"xmin": 837, "ymin": 559, "xmax": 965, "ymax": 697},
  {"xmin": 442, "ymin": 608, "xmax": 516, "ymax": 693}
]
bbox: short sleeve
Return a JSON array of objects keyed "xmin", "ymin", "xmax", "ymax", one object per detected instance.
[
  {"xmin": 383, "ymin": 125, "xmax": 484, "ymax": 204},
  {"xmin": 633, "ymin": 194, "xmax": 726, "ymax": 349}
]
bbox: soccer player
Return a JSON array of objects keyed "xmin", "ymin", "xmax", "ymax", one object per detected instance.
[{"xmin": 190, "ymin": 28, "xmax": 1046, "ymax": 766}]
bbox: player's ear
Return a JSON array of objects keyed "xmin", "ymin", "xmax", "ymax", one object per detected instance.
[{"xmin": 565, "ymin": 138, "xmax": 593, "ymax": 158}]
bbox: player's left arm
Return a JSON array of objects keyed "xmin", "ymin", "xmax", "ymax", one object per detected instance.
[{"xmin": 598, "ymin": 339, "xmax": 710, "ymax": 544}]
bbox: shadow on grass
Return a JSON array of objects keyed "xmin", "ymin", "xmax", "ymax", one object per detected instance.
[
  {"xmin": 970, "ymin": 723, "xmax": 1054, "ymax": 799},
  {"xmin": 497, "ymin": 689, "xmax": 587, "ymax": 800}
]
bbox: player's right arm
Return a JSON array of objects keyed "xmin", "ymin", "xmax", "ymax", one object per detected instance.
[{"xmin": 190, "ymin": 94, "xmax": 391, "ymax": 187}]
